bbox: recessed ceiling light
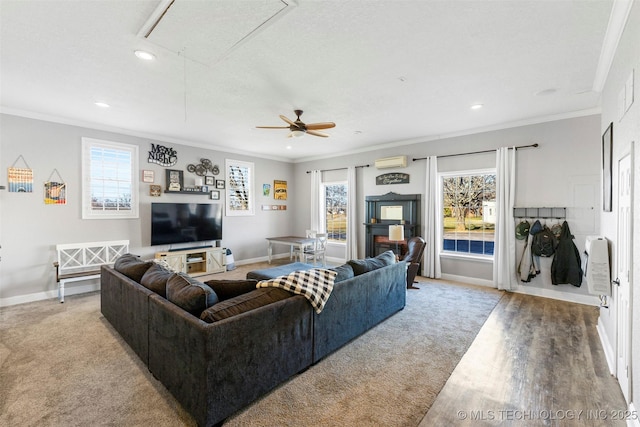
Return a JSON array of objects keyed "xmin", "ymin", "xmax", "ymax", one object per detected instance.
[
  {"xmin": 94, "ymin": 101, "xmax": 110, "ymax": 108},
  {"xmin": 134, "ymin": 50, "xmax": 156, "ymax": 61},
  {"xmin": 471, "ymin": 104, "xmax": 483, "ymax": 110},
  {"xmin": 286, "ymin": 145, "xmax": 292, "ymax": 150}
]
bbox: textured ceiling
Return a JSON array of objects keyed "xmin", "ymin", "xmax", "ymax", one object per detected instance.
[{"xmin": 0, "ymin": 0, "xmax": 613, "ymax": 162}]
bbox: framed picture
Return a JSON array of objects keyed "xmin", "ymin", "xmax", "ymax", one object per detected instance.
[
  {"xmin": 225, "ymin": 159, "xmax": 254, "ymax": 216},
  {"xmin": 166, "ymin": 169, "xmax": 183, "ymax": 192},
  {"xmin": 150, "ymin": 184, "xmax": 162, "ymax": 197},
  {"xmin": 602, "ymin": 122, "xmax": 613, "ymax": 212},
  {"xmin": 216, "ymin": 179, "xmax": 225, "ymax": 189},
  {"xmin": 210, "ymin": 190, "xmax": 220, "ymax": 200},
  {"xmin": 274, "ymin": 180, "xmax": 287, "ymax": 200},
  {"xmin": 142, "ymin": 170, "xmax": 155, "ymax": 183},
  {"xmin": 201, "ymin": 185, "xmax": 208, "ymax": 193},
  {"xmin": 205, "ymin": 175, "xmax": 215, "ymax": 186}
]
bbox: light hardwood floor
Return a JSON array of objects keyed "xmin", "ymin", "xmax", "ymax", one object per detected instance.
[{"xmin": 420, "ymin": 290, "xmax": 628, "ymax": 427}]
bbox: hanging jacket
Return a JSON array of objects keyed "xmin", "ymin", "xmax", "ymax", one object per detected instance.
[
  {"xmin": 551, "ymin": 221, "xmax": 582, "ymax": 287},
  {"xmin": 518, "ymin": 235, "xmax": 537, "ymax": 282}
]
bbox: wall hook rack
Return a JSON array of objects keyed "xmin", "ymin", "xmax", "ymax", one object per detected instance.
[{"xmin": 513, "ymin": 207, "xmax": 566, "ymax": 219}]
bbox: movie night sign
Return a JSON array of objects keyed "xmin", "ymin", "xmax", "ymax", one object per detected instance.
[{"xmin": 376, "ymin": 173, "xmax": 409, "ymax": 185}]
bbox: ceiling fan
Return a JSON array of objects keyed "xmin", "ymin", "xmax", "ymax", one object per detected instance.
[{"xmin": 256, "ymin": 110, "xmax": 336, "ymax": 138}]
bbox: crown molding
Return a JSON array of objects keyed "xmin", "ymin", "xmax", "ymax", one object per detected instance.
[{"xmin": 592, "ymin": 0, "xmax": 635, "ymax": 92}]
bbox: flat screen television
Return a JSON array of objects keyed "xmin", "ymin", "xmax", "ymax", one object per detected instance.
[{"xmin": 151, "ymin": 202, "xmax": 222, "ymax": 246}]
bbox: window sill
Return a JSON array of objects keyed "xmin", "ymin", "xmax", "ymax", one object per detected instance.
[{"xmin": 440, "ymin": 252, "xmax": 493, "ymax": 263}]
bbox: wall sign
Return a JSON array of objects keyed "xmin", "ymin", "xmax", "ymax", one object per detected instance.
[
  {"xmin": 148, "ymin": 143, "xmax": 178, "ymax": 167},
  {"xmin": 376, "ymin": 173, "xmax": 410, "ymax": 185}
]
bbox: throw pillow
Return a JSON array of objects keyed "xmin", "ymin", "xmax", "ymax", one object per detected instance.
[
  {"xmin": 140, "ymin": 263, "xmax": 173, "ymax": 297},
  {"xmin": 204, "ymin": 279, "xmax": 259, "ymax": 301},
  {"xmin": 151, "ymin": 257, "xmax": 180, "ymax": 273},
  {"xmin": 166, "ymin": 273, "xmax": 219, "ymax": 317},
  {"xmin": 114, "ymin": 253, "xmax": 153, "ymax": 282},
  {"xmin": 331, "ymin": 263, "xmax": 354, "ymax": 282},
  {"xmin": 200, "ymin": 288, "xmax": 292, "ymax": 323},
  {"xmin": 348, "ymin": 250, "xmax": 396, "ymax": 276}
]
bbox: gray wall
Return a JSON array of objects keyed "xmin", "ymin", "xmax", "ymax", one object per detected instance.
[
  {"xmin": 599, "ymin": 1, "xmax": 640, "ymax": 408},
  {"xmin": 294, "ymin": 114, "xmax": 602, "ymax": 304},
  {"xmin": 0, "ymin": 114, "xmax": 294, "ymax": 303}
]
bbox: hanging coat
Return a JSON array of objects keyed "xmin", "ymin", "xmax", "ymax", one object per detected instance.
[
  {"xmin": 518, "ymin": 235, "xmax": 537, "ymax": 282},
  {"xmin": 551, "ymin": 221, "xmax": 582, "ymax": 287}
]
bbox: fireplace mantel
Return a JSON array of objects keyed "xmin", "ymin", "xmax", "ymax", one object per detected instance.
[{"xmin": 364, "ymin": 193, "xmax": 421, "ymax": 258}]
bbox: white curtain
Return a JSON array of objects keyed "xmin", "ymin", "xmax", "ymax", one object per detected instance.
[
  {"xmin": 423, "ymin": 156, "xmax": 441, "ymax": 278},
  {"xmin": 346, "ymin": 166, "xmax": 359, "ymax": 260},
  {"xmin": 310, "ymin": 170, "xmax": 322, "ymax": 232},
  {"xmin": 493, "ymin": 146, "xmax": 517, "ymax": 290}
]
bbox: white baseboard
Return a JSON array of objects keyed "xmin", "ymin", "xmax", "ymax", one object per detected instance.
[
  {"xmin": 440, "ymin": 273, "xmax": 494, "ymax": 287},
  {"xmin": 512, "ymin": 284, "xmax": 600, "ymax": 306},
  {"xmin": 596, "ymin": 316, "xmax": 616, "ymax": 375},
  {"xmin": 0, "ymin": 283, "xmax": 100, "ymax": 307}
]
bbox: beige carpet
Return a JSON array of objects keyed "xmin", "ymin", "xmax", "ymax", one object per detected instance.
[{"xmin": 0, "ymin": 264, "xmax": 502, "ymax": 427}]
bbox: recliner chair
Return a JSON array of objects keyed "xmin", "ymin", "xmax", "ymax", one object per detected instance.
[{"xmin": 401, "ymin": 236, "xmax": 426, "ymax": 289}]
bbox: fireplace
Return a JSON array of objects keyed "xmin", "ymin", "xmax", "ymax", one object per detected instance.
[{"xmin": 364, "ymin": 192, "xmax": 421, "ymax": 258}]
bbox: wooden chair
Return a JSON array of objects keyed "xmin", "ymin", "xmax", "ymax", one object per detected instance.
[
  {"xmin": 293, "ymin": 230, "xmax": 316, "ymax": 261},
  {"xmin": 302, "ymin": 233, "xmax": 327, "ymax": 266}
]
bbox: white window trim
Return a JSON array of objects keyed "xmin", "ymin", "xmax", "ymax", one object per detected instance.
[
  {"xmin": 438, "ymin": 168, "xmax": 496, "ymax": 259},
  {"xmin": 82, "ymin": 137, "xmax": 139, "ymax": 219}
]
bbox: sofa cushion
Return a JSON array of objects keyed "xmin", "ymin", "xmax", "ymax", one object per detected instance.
[
  {"xmin": 331, "ymin": 263, "xmax": 354, "ymax": 282},
  {"xmin": 200, "ymin": 287, "xmax": 292, "ymax": 323},
  {"xmin": 204, "ymin": 279, "xmax": 258, "ymax": 301},
  {"xmin": 114, "ymin": 254, "xmax": 153, "ymax": 282},
  {"xmin": 348, "ymin": 250, "xmax": 396, "ymax": 276},
  {"xmin": 140, "ymin": 263, "xmax": 173, "ymax": 297},
  {"xmin": 166, "ymin": 273, "xmax": 219, "ymax": 317}
]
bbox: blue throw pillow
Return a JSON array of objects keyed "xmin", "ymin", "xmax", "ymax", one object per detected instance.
[
  {"xmin": 348, "ymin": 250, "xmax": 396, "ymax": 276},
  {"xmin": 331, "ymin": 263, "xmax": 355, "ymax": 282}
]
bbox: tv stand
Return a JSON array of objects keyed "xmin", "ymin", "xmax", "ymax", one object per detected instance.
[{"xmin": 155, "ymin": 247, "xmax": 226, "ymax": 276}]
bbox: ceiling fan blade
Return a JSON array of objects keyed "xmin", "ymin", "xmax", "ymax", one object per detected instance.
[
  {"xmin": 305, "ymin": 122, "xmax": 336, "ymax": 130},
  {"xmin": 256, "ymin": 126, "xmax": 290, "ymax": 129},
  {"xmin": 306, "ymin": 129, "xmax": 330, "ymax": 138},
  {"xmin": 280, "ymin": 115, "xmax": 299, "ymax": 127}
]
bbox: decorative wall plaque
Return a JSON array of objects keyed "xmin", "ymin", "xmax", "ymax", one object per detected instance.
[
  {"xmin": 148, "ymin": 144, "xmax": 178, "ymax": 167},
  {"xmin": 376, "ymin": 173, "xmax": 410, "ymax": 185}
]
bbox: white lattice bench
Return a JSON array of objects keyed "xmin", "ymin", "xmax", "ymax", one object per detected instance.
[{"xmin": 53, "ymin": 240, "xmax": 129, "ymax": 303}]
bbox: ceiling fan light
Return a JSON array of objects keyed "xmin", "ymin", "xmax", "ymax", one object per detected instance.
[{"xmin": 291, "ymin": 129, "xmax": 305, "ymax": 138}]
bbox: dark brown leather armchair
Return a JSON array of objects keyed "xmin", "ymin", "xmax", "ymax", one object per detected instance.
[{"xmin": 401, "ymin": 236, "xmax": 426, "ymax": 289}]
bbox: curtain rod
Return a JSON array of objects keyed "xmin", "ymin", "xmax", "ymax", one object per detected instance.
[
  {"xmin": 306, "ymin": 164, "xmax": 370, "ymax": 174},
  {"xmin": 412, "ymin": 143, "xmax": 539, "ymax": 161}
]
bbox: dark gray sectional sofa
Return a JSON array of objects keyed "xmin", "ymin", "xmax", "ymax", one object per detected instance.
[{"xmin": 100, "ymin": 251, "xmax": 406, "ymax": 426}]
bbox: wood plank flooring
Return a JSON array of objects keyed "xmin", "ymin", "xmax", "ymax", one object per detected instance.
[{"xmin": 420, "ymin": 290, "xmax": 628, "ymax": 426}]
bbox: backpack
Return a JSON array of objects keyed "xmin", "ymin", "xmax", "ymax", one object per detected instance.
[{"xmin": 531, "ymin": 225, "xmax": 558, "ymax": 257}]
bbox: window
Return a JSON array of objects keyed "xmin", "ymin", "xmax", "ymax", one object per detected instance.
[
  {"xmin": 441, "ymin": 170, "xmax": 495, "ymax": 256},
  {"xmin": 82, "ymin": 138, "xmax": 138, "ymax": 219},
  {"xmin": 323, "ymin": 182, "xmax": 347, "ymax": 243},
  {"xmin": 225, "ymin": 159, "xmax": 255, "ymax": 216}
]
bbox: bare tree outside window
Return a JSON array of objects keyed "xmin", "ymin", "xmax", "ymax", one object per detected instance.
[
  {"xmin": 442, "ymin": 171, "xmax": 495, "ymax": 255},
  {"xmin": 324, "ymin": 182, "xmax": 347, "ymax": 242}
]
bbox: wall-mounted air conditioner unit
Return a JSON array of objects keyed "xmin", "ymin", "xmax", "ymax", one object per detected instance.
[{"xmin": 375, "ymin": 155, "xmax": 407, "ymax": 169}]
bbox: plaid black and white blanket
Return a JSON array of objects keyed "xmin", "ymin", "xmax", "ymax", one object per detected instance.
[{"xmin": 257, "ymin": 268, "xmax": 337, "ymax": 313}]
